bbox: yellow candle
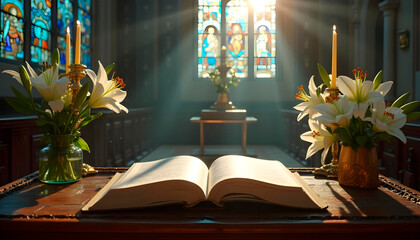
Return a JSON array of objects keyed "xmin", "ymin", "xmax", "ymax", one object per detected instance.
[
  {"xmin": 75, "ymin": 20, "xmax": 81, "ymax": 64},
  {"xmin": 221, "ymin": 45, "xmax": 226, "ymax": 65},
  {"xmin": 331, "ymin": 25, "xmax": 337, "ymax": 88},
  {"xmin": 66, "ymin": 26, "xmax": 71, "ymax": 73}
]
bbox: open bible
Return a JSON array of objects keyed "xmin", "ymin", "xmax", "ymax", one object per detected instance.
[{"xmin": 82, "ymin": 155, "xmax": 327, "ymax": 211}]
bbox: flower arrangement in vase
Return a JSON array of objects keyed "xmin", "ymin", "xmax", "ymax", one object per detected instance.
[
  {"xmin": 3, "ymin": 49, "xmax": 128, "ymax": 184},
  {"xmin": 294, "ymin": 64, "xmax": 420, "ymax": 188},
  {"xmin": 208, "ymin": 69, "xmax": 240, "ymax": 94},
  {"xmin": 207, "ymin": 69, "xmax": 240, "ymax": 110}
]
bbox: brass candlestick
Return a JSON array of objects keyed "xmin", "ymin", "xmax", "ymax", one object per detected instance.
[
  {"xmin": 313, "ymin": 87, "xmax": 340, "ymax": 178},
  {"xmin": 67, "ymin": 64, "xmax": 87, "ymax": 105}
]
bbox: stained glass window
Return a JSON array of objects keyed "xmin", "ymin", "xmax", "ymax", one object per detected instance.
[
  {"xmin": 31, "ymin": 0, "xmax": 51, "ymax": 63},
  {"xmin": 78, "ymin": 0, "xmax": 90, "ymax": 12},
  {"xmin": 254, "ymin": 0, "xmax": 276, "ymax": 78},
  {"xmin": 0, "ymin": 0, "xmax": 24, "ymax": 60},
  {"xmin": 57, "ymin": 0, "xmax": 73, "ymax": 70},
  {"xmin": 78, "ymin": 7, "xmax": 91, "ymax": 68},
  {"xmin": 197, "ymin": 0, "xmax": 276, "ymax": 79},
  {"xmin": 198, "ymin": 0, "xmax": 221, "ymax": 78},
  {"xmin": 226, "ymin": 0, "xmax": 248, "ymax": 78},
  {"xmin": 1, "ymin": 1, "xmax": 91, "ymax": 69}
]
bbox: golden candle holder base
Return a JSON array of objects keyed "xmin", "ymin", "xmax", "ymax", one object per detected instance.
[
  {"xmin": 82, "ymin": 163, "xmax": 98, "ymax": 176},
  {"xmin": 313, "ymin": 137, "xmax": 339, "ymax": 178},
  {"xmin": 313, "ymin": 87, "xmax": 340, "ymax": 178},
  {"xmin": 313, "ymin": 160, "xmax": 338, "ymax": 178}
]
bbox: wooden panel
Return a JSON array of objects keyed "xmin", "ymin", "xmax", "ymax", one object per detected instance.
[
  {"xmin": 11, "ymin": 128, "xmax": 32, "ymax": 180},
  {"xmin": 0, "ymin": 143, "xmax": 8, "ymax": 184},
  {"xmin": 0, "ymin": 108, "xmax": 154, "ymax": 185},
  {"xmin": 30, "ymin": 133, "xmax": 44, "ymax": 172}
]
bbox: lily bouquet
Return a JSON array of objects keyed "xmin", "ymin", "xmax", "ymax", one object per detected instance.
[
  {"xmin": 3, "ymin": 49, "xmax": 128, "ymax": 183},
  {"xmin": 294, "ymin": 64, "xmax": 420, "ymax": 164},
  {"xmin": 4, "ymin": 49, "xmax": 128, "ymax": 149},
  {"xmin": 208, "ymin": 69, "xmax": 240, "ymax": 93}
]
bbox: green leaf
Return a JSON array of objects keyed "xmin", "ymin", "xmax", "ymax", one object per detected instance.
[
  {"xmin": 73, "ymin": 82, "xmax": 89, "ymax": 110},
  {"xmin": 374, "ymin": 132, "xmax": 391, "ymax": 142},
  {"xmin": 80, "ymin": 112, "xmax": 102, "ymax": 127},
  {"xmin": 401, "ymin": 101, "xmax": 420, "ymax": 114},
  {"xmin": 35, "ymin": 119, "xmax": 52, "ymax": 127},
  {"xmin": 316, "ymin": 87, "xmax": 322, "ymax": 97},
  {"xmin": 391, "ymin": 92, "xmax": 410, "ymax": 108},
  {"xmin": 52, "ymin": 48, "xmax": 60, "ymax": 68},
  {"xmin": 317, "ymin": 63, "xmax": 330, "ymax": 87},
  {"xmin": 105, "ymin": 63, "xmax": 115, "ymax": 75},
  {"xmin": 333, "ymin": 127, "xmax": 351, "ymax": 145},
  {"xmin": 11, "ymin": 86, "xmax": 29, "ymax": 103},
  {"xmin": 18, "ymin": 65, "xmax": 32, "ymax": 99},
  {"xmin": 406, "ymin": 112, "xmax": 420, "ymax": 123},
  {"xmin": 355, "ymin": 135, "xmax": 368, "ymax": 147},
  {"xmin": 75, "ymin": 137, "xmax": 90, "ymax": 153},
  {"xmin": 6, "ymin": 98, "xmax": 32, "ymax": 114},
  {"xmin": 373, "ymin": 70, "xmax": 383, "ymax": 90}
]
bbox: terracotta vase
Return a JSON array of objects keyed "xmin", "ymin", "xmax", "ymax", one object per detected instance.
[{"xmin": 338, "ymin": 145, "xmax": 379, "ymax": 189}]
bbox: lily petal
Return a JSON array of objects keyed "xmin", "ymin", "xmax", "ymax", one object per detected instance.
[
  {"xmin": 48, "ymin": 99, "xmax": 65, "ymax": 112},
  {"xmin": 375, "ymin": 81, "xmax": 393, "ymax": 96}
]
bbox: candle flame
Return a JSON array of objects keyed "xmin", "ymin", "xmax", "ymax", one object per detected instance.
[
  {"xmin": 333, "ymin": 25, "xmax": 336, "ymax": 31},
  {"xmin": 67, "ymin": 26, "xmax": 70, "ymax": 33},
  {"xmin": 222, "ymin": 46, "xmax": 226, "ymax": 50},
  {"xmin": 77, "ymin": 20, "xmax": 80, "ymax": 25}
]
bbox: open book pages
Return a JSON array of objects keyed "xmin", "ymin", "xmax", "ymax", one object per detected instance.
[
  {"xmin": 206, "ymin": 155, "xmax": 327, "ymax": 209},
  {"xmin": 82, "ymin": 155, "xmax": 327, "ymax": 211}
]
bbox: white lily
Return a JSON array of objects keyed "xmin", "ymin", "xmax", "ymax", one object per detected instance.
[
  {"xmin": 337, "ymin": 75, "xmax": 383, "ymax": 118},
  {"xmin": 366, "ymin": 101, "xmax": 407, "ymax": 143},
  {"xmin": 374, "ymin": 81, "xmax": 393, "ymax": 97},
  {"xmin": 3, "ymin": 62, "xmax": 69, "ymax": 112},
  {"xmin": 313, "ymin": 96, "xmax": 355, "ymax": 127},
  {"xmin": 86, "ymin": 61, "xmax": 128, "ymax": 113},
  {"xmin": 300, "ymin": 119, "xmax": 335, "ymax": 164},
  {"xmin": 294, "ymin": 76, "xmax": 325, "ymax": 121}
]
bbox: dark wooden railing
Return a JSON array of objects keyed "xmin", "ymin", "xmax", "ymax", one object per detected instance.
[{"xmin": 0, "ymin": 108, "xmax": 155, "ymax": 186}]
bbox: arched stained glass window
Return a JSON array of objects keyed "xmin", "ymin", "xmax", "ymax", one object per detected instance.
[
  {"xmin": 57, "ymin": 0, "xmax": 73, "ymax": 71},
  {"xmin": 31, "ymin": 0, "xmax": 52, "ymax": 63},
  {"xmin": 0, "ymin": 0, "xmax": 24, "ymax": 60},
  {"xmin": 198, "ymin": 0, "xmax": 276, "ymax": 79}
]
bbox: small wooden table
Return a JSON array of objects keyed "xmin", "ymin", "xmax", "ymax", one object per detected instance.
[{"xmin": 190, "ymin": 116, "xmax": 258, "ymax": 153}]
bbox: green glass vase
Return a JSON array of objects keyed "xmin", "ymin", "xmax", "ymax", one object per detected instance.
[{"xmin": 39, "ymin": 134, "xmax": 83, "ymax": 184}]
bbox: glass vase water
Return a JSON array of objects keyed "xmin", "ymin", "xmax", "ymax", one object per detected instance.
[{"xmin": 39, "ymin": 134, "xmax": 83, "ymax": 184}]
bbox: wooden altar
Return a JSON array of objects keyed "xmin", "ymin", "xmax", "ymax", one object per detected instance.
[{"xmin": 1, "ymin": 168, "xmax": 419, "ymax": 240}]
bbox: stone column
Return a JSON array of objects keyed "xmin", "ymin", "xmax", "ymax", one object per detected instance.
[{"xmin": 379, "ymin": 0, "xmax": 399, "ymax": 99}]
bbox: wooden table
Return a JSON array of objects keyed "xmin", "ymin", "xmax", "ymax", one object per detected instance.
[
  {"xmin": 1, "ymin": 168, "xmax": 420, "ymax": 239},
  {"xmin": 190, "ymin": 116, "xmax": 258, "ymax": 153}
]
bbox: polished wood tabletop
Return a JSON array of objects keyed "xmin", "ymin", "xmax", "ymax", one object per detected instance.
[{"xmin": 1, "ymin": 168, "xmax": 420, "ymax": 240}]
